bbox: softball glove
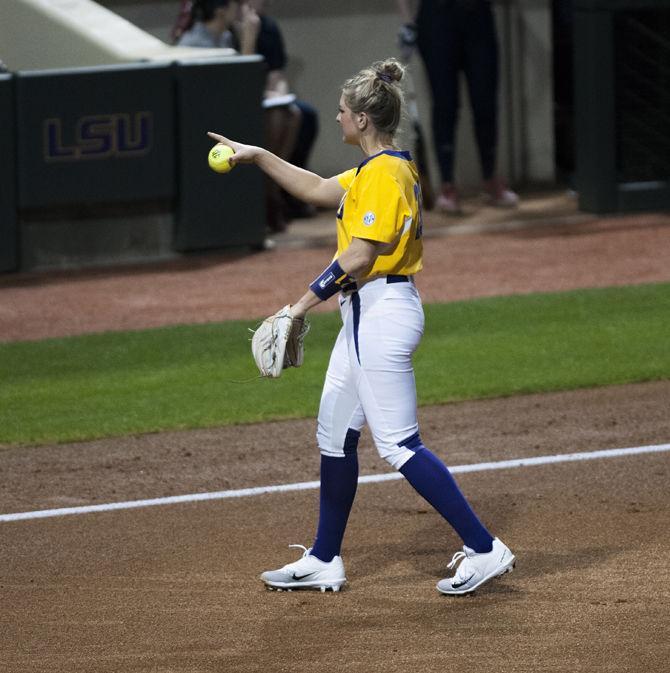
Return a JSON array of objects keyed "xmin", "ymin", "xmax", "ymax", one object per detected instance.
[{"xmin": 251, "ymin": 305, "xmax": 310, "ymax": 378}]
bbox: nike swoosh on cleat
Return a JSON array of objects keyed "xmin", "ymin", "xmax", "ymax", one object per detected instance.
[
  {"xmin": 291, "ymin": 572, "xmax": 316, "ymax": 581},
  {"xmin": 451, "ymin": 573, "xmax": 476, "ymax": 589}
]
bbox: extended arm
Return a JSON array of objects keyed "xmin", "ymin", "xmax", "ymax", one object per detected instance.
[{"xmin": 207, "ymin": 132, "xmax": 344, "ymax": 208}]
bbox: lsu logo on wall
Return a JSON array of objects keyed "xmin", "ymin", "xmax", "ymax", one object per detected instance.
[{"xmin": 43, "ymin": 112, "xmax": 153, "ymax": 162}]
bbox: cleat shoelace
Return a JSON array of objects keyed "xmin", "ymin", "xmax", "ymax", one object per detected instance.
[
  {"xmin": 447, "ymin": 550, "xmax": 473, "ymax": 583},
  {"xmin": 288, "ymin": 543, "xmax": 310, "ymax": 558},
  {"xmin": 447, "ymin": 550, "xmax": 466, "ymax": 570}
]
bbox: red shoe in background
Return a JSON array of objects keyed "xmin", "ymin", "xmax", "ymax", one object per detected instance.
[
  {"xmin": 483, "ymin": 177, "xmax": 519, "ymax": 207},
  {"xmin": 435, "ymin": 183, "xmax": 461, "ymax": 214}
]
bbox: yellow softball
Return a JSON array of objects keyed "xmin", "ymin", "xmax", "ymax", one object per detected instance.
[{"xmin": 208, "ymin": 144, "xmax": 235, "ymax": 174}]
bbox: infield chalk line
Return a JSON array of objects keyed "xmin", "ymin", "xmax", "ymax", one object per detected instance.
[{"xmin": 2, "ymin": 442, "xmax": 669, "ymax": 523}]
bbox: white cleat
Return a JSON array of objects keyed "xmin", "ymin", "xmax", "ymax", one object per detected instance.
[
  {"xmin": 261, "ymin": 544, "xmax": 346, "ymax": 593},
  {"xmin": 436, "ymin": 537, "xmax": 516, "ymax": 596}
]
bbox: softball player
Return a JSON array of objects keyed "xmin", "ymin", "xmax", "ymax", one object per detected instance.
[{"xmin": 208, "ymin": 58, "xmax": 515, "ymax": 595}]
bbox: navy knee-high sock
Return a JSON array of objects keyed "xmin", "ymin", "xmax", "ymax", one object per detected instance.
[
  {"xmin": 311, "ymin": 452, "xmax": 359, "ymax": 563},
  {"xmin": 400, "ymin": 443, "xmax": 493, "ymax": 553}
]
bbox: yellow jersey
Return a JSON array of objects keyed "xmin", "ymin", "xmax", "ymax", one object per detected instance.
[{"xmin": 336, "ymin": 150, "xmax": 424, "ymax": 280}]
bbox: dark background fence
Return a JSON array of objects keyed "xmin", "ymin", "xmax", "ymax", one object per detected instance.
[
  {"xmin": 0, "ymin": 74, "xmax": 17, "ymax": 272},
  {"xmin": 574, "ymin": 0, "xmax": 670, "ymax": 213}
]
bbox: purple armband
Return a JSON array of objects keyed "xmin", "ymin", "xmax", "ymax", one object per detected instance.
[{"xmin": 309, "ymin": 259, "xmax": 356, "ymax": 300}]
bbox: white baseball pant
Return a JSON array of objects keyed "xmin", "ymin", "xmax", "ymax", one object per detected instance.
[{"xmin": 316, "ymin": 276, "xmax": 425, "ymax": 469}]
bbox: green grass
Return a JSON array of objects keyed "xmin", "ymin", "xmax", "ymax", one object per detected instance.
[{"xmin": 2, "ymin": 283, "xmax": 670, "ymax": 446}]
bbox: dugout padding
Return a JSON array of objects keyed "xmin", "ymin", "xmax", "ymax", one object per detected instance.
[
  {"xmin": 2, "ymin": 56, "xmax": 266, "ymax": 272},
  {"xmin": 16, "ymin": 62, "xmax": 175, "ymax": 209},
  {"xmin": 0, "ymin": 74, "xmax": 18, "ymax": 272},
  {"xmin": 174, "ymin": 57, "xmax": 266, "ymax": 251}
]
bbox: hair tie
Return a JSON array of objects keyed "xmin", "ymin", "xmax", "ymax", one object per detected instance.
[{"xmin": 377, "ymin": 71, "xmax": 393, "ymax": 84}]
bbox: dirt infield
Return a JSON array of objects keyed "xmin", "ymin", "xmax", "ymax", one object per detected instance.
[
  {"xmin": 2, "ymin": 197, "xmax": 670, "ymax": 672},
  {"xmin": 2, "ymin": 383, "xmax": 669, "ymax": 673}
]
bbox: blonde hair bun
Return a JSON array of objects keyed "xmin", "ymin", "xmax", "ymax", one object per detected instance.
[
  {"xmin": 374, "ymin": 58, "xmax": 405, "ymax": 84},
  {"xmin": 342, "ymin": 58, "xmax": 406, "ymax": 136}
]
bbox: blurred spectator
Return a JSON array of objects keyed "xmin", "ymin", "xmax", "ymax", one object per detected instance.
[
  {"xmin": 0, "ymin": 60, "xmax": 9, "ymax": 73},
  {"xmin": 397, "ymin": 0, "xmax": 518, "ymax": 214},
  {"xmin": 170, "ymin": 0, "xmax": 194, "ymax": 44},
  {"xmin": 173, "ymin": 0, "xmax": 318, "ymax": 231},
  {"xmin": 233, "ymin": 1, "xmax": 319, "ymax": 225},
  {"xmin": 175, "ymin": 0, "xmax": 246, "ymax": 49}
]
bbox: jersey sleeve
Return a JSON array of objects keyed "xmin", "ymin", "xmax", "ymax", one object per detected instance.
[
  {"xmin": 337, "ymin": 168, "xmax": 357, "ymax": 191},
  {"xmin": 348, "ymin": 170, "xmax": 410, "ymax": 244}
]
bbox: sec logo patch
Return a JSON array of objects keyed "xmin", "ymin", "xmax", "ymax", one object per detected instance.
[{"xmin": 363, "ymin": 211, "xmax": 376, "ymax": 226}]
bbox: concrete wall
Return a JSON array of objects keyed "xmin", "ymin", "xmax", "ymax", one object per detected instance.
[
  {"xmin": 505, "ymin": 1, "xmax": 555, "ymax": 185},
  {"xmin": 0, "ymin": 0, "xmax": 235, "ymax": 70},
  {"xmin": 103, "ymin": 0, "xmax": 555, "ymax": 190}
]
